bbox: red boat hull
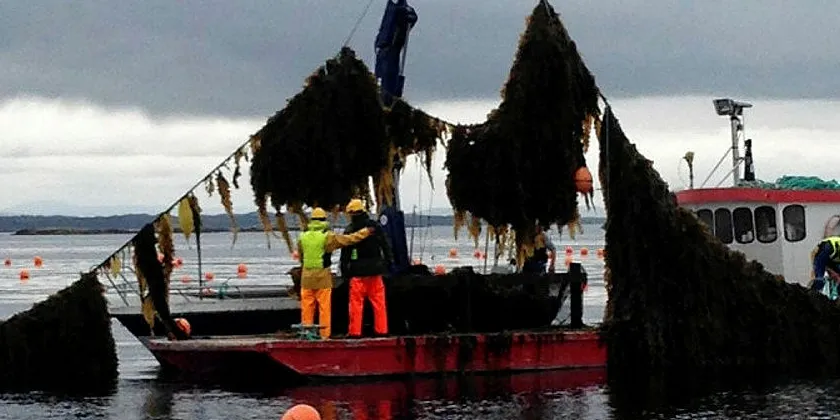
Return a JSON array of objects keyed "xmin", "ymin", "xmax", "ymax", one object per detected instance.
[{"xmin": 147, "ymin": 329, "xmax": 606, "ymax": 380}]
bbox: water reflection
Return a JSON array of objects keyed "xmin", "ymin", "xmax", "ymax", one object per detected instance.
[
  {"xmin": 141, "ymin": 381, "xmax": 174, "ymax": 419},
  {"xmin": 273, "ymin": 368, "xmax": 607, "ymax": 419}
]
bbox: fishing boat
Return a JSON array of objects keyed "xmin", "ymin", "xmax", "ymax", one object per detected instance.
[
  {"xmin": 146, "ymin": 263, "xmax": 605, "ymax": 381},
  {"xmin": 103, "ymin": 0, "xmax": 607, "ymax": 380},
  {"xmin": 675, "ymin": 98, "xmax": 840, "ymax": 287}
]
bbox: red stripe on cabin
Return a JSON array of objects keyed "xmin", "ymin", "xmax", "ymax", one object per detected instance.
[{"xmin": 675, "ymin": 188, "xmax": 840, "ymax": 205}]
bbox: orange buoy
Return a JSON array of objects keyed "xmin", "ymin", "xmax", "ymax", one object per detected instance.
[
  {"xmin": 33, "ymin": 256, "xmax": 43, "ymax": 268},
  {"xmin": 565, "ymin": 246, "xmax": 573, "ymax": 255},
  {"xmin": 574, "ymin": 166, "xmax": 593, "ymax": 194},
  {"xmin": 434, "ymin": 264, "xmax": 446, "ymax": 275},
  {"xmin": 204, "ymin": 272, "xmax": 215, "ymax": 281},
  {"xmin": 173, "ymin": 257, "xmax": 184, "ymax": 268},
  {"xmin": 19, "ymin": 269, "xmax": 30, "ymax": 281},
  {"xmin": 292, "ymin": 250, "xmax": 300, "ymax": 261},
  {"xmin": 3, "ymin": 258, "xmax": 10, "ymax": 267},
  {"xmin": 237, "ymin": 263, "xmax": 248, "ymax": 279},
  {"xmin": 174, "ymin": 318, "xmax": 191, "ymax": 336},
  {"xmin": 281, "ymin": 404, "xmax": 321, "ymax": 420},
  {"xmin": 181, "ymin": 275, "xmax": 191, "ymax": 284},
  {"xmin": 580, "ymin": 247, "xmax": 589, "ymax": 257},
  {"xmin": 473, "ymin": 249, "xmax": 482, "ymax": 259},
  {"xmin": 448, "ymin": 248, "xmax": 458, "ymax": 258}
]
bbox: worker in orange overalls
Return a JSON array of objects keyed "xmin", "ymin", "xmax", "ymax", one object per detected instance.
[
  {"xmin": 297, "ymin": 207, "xmax": 374, "ymax": 339},
  {"xmin": 340, "ymin": 199, "xmax": 394, "ymax": 338}
]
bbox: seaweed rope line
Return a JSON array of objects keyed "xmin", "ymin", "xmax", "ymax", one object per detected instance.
[
  {"xmin": 342, "ymin": 0, "xmax": 377, "ymax": 48},
  {"xmin": 88, "ymin": 134, "xmax": 254, "ymax": 274}
]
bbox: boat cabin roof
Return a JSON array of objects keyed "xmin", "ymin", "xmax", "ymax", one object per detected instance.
[{"xmin": 676, "ymin": 187, "xmax": 840, "ymax": 205}]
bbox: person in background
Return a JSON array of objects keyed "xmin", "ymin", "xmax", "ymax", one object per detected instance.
[
  {"xmin": 340, "ymin": 198, "xmax": 394, "ymax": 338},
  {"xmin": 810, "ymin": 235, "xmax": 840, "ymax": 297},
  {"xmin": 297, "ymin": 207, "xmax": 374, "ymax": 339},
  {"xmin": 521, "ymin": 226, "xmax": 556, "ymax": 274}
]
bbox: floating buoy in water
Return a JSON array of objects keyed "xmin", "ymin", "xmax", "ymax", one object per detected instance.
[
  {"xmin": 19, "ymin": 269, "xmax": 30, "ymax": 281},
  {"xmin": 580, "ymin": 247, "xmax": 589, "ymax": 257},
  {"xmin": 33, "ymin": 256, "xmax": 43, "ymax": 268},
  {"xmin": 3, "ymin": 258, "xmax": 10, "ymax": 267},
  {"xmin": 448, "ymin": 248, "xmax": 458, "ymax": 258},
  {"xmin": 434, "ymin": 264, "xmax": 446, "ymax": 275},
  {"xmin": 204, "ymin": 272, "xmax": 215, "ymax": 281},
  {"xmin": 173, "ymin": 257, "xmax": 184, "ymax": 268},
  {"xmin": 565, "ymin": 246, "xmax": 573, "ymax": 255},
  {"xmin": 473, "ymin": 249, "xmax": 482, "ymax": 259},
  {"xmin": 281, "ymin": 404, "xmax": 321, "ymax": 420},
  {"xmin": 174, "ymin": 318, "xmax": 191, "ymax": 336},
  {"xmin": 237, "ymin": 263, "xmax": 248, "ymax": 279},
  {"xmin": 292, "ymin": 250, "xmax": 300, "ymax": 261},
  {"xmin": 180, "ymin": 275, "xmax": 191, "ymax": 284}
]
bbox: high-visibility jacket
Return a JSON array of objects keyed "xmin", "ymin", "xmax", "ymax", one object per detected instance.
[{"xmin": 297, "ymin": 220, "xmax": 372, "ymax": 290}]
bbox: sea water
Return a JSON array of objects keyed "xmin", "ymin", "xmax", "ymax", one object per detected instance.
[{"xmin": 0, "ymin": 227, "xmax": 839, "ymax": 419}]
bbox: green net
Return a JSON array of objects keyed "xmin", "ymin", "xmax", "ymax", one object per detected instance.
[{"xmin": 737, "ymin": 176, "xmax": 840, "ymax": 190}]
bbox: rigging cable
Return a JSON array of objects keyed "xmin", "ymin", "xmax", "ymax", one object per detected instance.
[{"xmin": 341, "ymin": 0, "xmax": 377, "ymax": 48}]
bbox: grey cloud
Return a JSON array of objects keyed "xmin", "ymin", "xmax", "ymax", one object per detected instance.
[{"xmin": 0, "ymin": 0, "xmax": 838, "ymax": 118}]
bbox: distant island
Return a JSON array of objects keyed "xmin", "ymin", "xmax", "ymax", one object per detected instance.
[{"xmin": 1, "ymin": 211, "xmax": 606, "ymax": 235}]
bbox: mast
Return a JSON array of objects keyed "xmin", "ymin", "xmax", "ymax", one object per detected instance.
[
  {"xmin": 713, "ymin": 98, "xmax": 752, "ymax": 186},
  {"xmin": 374, "ymin": 0, "xmax": 417, "ymax": 275}
]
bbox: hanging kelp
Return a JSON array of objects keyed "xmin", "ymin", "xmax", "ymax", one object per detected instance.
[
  {"xmin": 133, "ymin": 223, "xmax": 190, "ymax": 340},
  {"xmin": 383, "ymin": 99, "xmax": 449, "ymax": 186},
  {"xmin": 215, "ymin": 171, "xmax": 239, "ymax": 247},
  {"xmin": 155, "ymin": 214, "xmax": 175, "ymax": 293},
  {"xmin": 0, "ymin": 272, "xmax": 117, "ymax": 394},
  {"xmin": 598, "ymin": 105, "xmax": 840, "ymax": 380},
  {"xmin": 249, "ymin": 46, "xmax": 446, "ymax": 251},
  {"xmin": 444, "ymin": 1, "xmax": 600, "ymax": 255},
  {"xmin": 249, "ymin": 46, "xmax": 389, "ymax": 240}
]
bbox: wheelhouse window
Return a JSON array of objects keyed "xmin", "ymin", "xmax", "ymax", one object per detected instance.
[
  {"xmin": 783, "ymin": 205, "xmax": 806, "ymax": 242},
  {"xmin": 733, "ymin": 207, "xmax": 754, "ymax": 244},
  {"xmin": 754, "ymin": 206, "xmax": 777, "ymax": 243},
  {"xmin": 714, "ymin": 208, "xmax": 733, "ymax": 244},
  {"xmin": 696, "ymin": 209, "xmax": 713, "ymax": 232}
]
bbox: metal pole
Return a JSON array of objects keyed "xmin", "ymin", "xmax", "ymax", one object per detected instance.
[{"xmin": 730, "ymin": 115, "xmax": 741, "ymax": 187}]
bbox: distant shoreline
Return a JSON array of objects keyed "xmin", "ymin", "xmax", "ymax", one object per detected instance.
[{"xmin": 2, "ymin": 212, "xmax": 606, "ymax": 236}]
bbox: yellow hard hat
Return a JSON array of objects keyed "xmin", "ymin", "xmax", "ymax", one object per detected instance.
[
  {"xmin": 310, "ymin": 207, "xmax": 327, "ymax": 220},
  {"xmin": 346, "ymin": 198, "xmax": 364, "ymax": 213}
]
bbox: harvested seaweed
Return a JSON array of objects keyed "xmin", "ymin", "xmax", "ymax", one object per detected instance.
[
  {"xmin": 598, "ymin": 105, "xmax": 840, "ymax": 377},
  {"xmin": 444, "ymin": 2, "xmax": 600, "ymax": 256},
  {"xmin": 249, "ymin": 47, "xmax": 445, "ymax": 251},
  {"xmin": 133, "ymin": 223, "xmax": 190, "ymax": 340},
  {"xmin": 0, "ymin": 272, "xmax": 117, "ymax": 393},
  {"xmin": 330, "ymin": 266, "xmax": 567, "ymax": 337},
  {"xmin": 249, "ymin": 47, "xmax": 389, "ymax": 233}
]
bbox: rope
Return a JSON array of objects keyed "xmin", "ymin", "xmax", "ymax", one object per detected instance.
[
  {"xmin": 88, "ymin": 135, "xmax": 253, "ymax": 274},
  {"xmin": 342, "ymin": 0, "xmax": 377, "ymax": 47}
]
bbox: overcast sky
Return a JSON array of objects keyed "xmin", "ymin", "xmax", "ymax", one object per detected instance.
[{"xmin": 1, "ymin": 0, "xmax": 839, "ymax": 216}]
